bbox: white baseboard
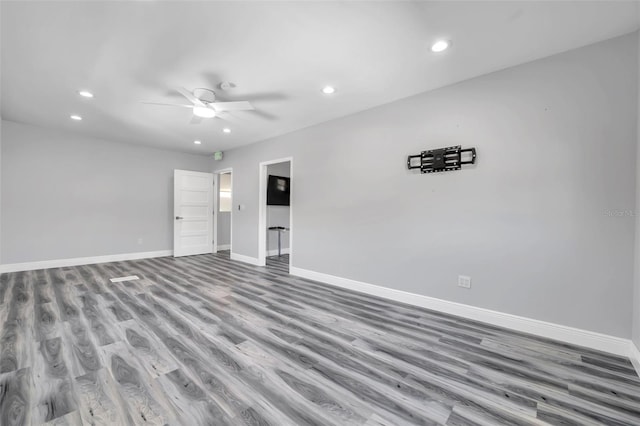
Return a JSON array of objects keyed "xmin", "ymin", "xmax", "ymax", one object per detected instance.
[
  {"xmin": 216, "ymin": 244, "xmax": 231, "ymax": 251},
  {"xmin": 0, "ymin": 250, "xmax": 173, "ymax": 273},
  {"xmin": 630, "ymin": 341, "xmax": 640, "ymax": 377},
  {"xmin": 230, "ymin": 252, "xmax": 262, "ymax": 266},
  {"xmin": 289, "ymin": 266, "xmax": 633, "ymax": 358},
  {"xmin": 267, "ymin": 248, "xmax": 290, "ymax": 257}
]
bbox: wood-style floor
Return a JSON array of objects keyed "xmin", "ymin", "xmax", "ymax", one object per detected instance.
[{"xmin": 1, "ymin": 252, "xmax": 639, "ymax": 425}]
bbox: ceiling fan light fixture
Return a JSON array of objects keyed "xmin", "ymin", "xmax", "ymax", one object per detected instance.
[{"xmin": 193, "ymin": 106, "xmax": 216, "ymax": 118}]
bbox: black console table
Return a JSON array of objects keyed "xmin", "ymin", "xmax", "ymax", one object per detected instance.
[{"xmin": 268, "ymin": 226, "xmax": 290, "ymax": 257}]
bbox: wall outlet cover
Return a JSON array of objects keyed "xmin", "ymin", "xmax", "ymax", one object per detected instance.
[{"xmin": 458, "ymin": 275, "xmax": 471, "ymax": 289}]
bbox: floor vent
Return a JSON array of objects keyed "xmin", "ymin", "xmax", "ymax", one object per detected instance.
[{"xmin": 109, "ymin": 275, "xmax": 140, "ymax": 283}]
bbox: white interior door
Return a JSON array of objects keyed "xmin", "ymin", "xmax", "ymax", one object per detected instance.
[{"xmin": 174, "ymin": 169, "xmax": 213, "ymax": 257}]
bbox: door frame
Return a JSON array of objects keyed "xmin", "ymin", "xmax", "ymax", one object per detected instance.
[
  {"xmin": 258, "ymin": 157, "xmax": 293, "ymax": 267},
  {"xmin": 213, "ymin": 167, "xmax": 233, "ymax": 254}
]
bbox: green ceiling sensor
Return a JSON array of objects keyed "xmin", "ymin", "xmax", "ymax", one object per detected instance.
[{"xmin": 214, "ymin": 151, "xmax": 223, "ymax": 161}]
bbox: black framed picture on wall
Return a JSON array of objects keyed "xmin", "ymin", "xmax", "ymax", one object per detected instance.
[{"xmin": 267, "ymin": 175, "xmax": 290, "ymax": 206}]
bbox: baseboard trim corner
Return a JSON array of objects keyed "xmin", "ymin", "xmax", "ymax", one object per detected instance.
[
  {"xmin": 0, "ymin": 250, "xmax": 173, "ymax": 273},
  {"xmin": 230, "ymin": 252, "xmax": 262, "ymax": 266},
  {"xmin": 289, "ymin": 266, "xmax": 632, "ymax": 358},
  {"xmin": 266, "ymin": 248, "xmax": 290, "ymax": 257},
  {"xmin": 629, "ymin": 341, "xmax": 640, "ymax": 377},
  {"xmin": 216, "ymin": 244, "xmax": 231, "ymax": 251}
]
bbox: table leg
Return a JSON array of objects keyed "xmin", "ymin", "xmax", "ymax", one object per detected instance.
[{"xmin": 278, "ymin": 230, "xmax": 282, "ymax": 257}]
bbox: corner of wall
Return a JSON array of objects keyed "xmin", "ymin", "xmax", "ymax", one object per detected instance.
[
  {"xmin": 0, "ymin": 3, "xmax": 3, "ymax": 265},
  {"xmin": 632, "ymin": 28, "xmax": 640, "ymax": 351},
  {"xmin": 0, "ymin": 118, "xmax": 3, "ymax": 265}
]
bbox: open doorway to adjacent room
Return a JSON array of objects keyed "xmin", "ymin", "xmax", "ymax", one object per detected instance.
[
  {"xmin": 258, "ymin": 158, "xmax": 292, "ymax": 271},
  {"xmin": 213, "ymin": 169, "xmax": 232, "ymax": 257}
]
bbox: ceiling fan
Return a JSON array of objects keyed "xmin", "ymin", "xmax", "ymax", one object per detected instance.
[{"xmin": 142, "ymin": 87, "xmax": 254, "ymax": 123}]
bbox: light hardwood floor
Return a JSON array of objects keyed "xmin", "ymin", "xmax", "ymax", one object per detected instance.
[{"xmin": 0, "ymin": 252, "xmax": 639, "ymax": 425}]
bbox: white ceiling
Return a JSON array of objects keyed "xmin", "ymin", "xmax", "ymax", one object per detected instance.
[{"xmin": 2, "ymin": 1, "xmax": 639, "ymax": 155}]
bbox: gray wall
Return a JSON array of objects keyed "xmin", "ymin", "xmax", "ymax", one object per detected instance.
[
  {"xmin": 0, "ymin": 118, "xmax": 2, "ymax": 263},
  {"xmin": 266, "ymin": 162, "xmax": 290, "ymax": 253},
  {"xmin": 217, "ymin": 213, "xmax": 231, "ymax": 247},
  {"xmin": 215, "ymin": 33, "xmax": 638, "ymax": 338},
  {"xmin": 216, "ymin": 172, "xmax": 232, "ymax": 248},
  {"xmin": 634, "ymin": 29, "xmax": 640, "ymax": 349},
  {"xmin": 1, "ymin": 120, "xmax": 211, "ymax": 263}
]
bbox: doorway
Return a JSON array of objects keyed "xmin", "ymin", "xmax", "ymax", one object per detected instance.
[
  {"xmin": 258, "ymin": 158, "xmax": 292, "ymax": 269},
  {"xmin": 213, "ymin": 169, "xmax": 232, "ymax": 255}
]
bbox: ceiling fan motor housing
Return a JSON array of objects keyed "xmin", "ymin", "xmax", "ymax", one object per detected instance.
[{"xmin": 192, "ymin": 88, "xmax": 216, "ymax": 104}]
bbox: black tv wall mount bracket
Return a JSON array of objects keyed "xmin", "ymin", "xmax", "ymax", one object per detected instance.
[{"xmin": 407, "ymin": 145, "xmax": 477, "ymax": 174}]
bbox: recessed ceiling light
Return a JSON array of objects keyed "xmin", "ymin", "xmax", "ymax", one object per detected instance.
[
  {"xmin": 430, "ymin": 39, "xmax": 451, "ymax": 53},
  {"xmin": 78, "ymin": 90, "xmax": 94, "ymax": 98},
  {"xmin": 194, "ymin": 140, "xmax": 202, "ymax": 145},
  {"xmin": 223, "ymin": 128, "xmax": 231, "ymax": 134},
  {"xmin": 322, "ymin": 86, "xmax": 336, "ymax": 95},
  {"xmin": 193, "ymin": 106, "xmax": 216, "ymax": 118},
  {"xmin": 70, "ymin": 115, "xmax": 82, "ymax": 121}
]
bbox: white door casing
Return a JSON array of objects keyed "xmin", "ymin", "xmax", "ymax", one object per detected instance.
[
  {"xmin": 173, "ymin": 169, "xmax": 214, "ymax": 257},
  {"xmin": 258, "ymin": 157, "xmax": 293, "ymax": 267}
]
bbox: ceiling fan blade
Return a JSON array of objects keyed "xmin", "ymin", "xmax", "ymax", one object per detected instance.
[
  {"xmin": 215, "ymin": 112, "xmax": 241, "ymax": 123},
  {"xmin": 210, "ymin": 101, "xmax": 254, "ymax": 112},
  {"xmin": 177, "ymin": 87, "xmax": 205, "ymax": 107},
  {"xmin": 141, "ymin": 102, "xmax": 193, "ymax": 109},
  {"xmin": 250, "ymin": 109, "xmax": 278, "ymax": 121},
  {"xmin": 189, "ymin": 115, "xmax": 203, "ymax": 125},
  {"xmin": 214, "ymin": 92, "xmax": 286, "ymax": 103}
]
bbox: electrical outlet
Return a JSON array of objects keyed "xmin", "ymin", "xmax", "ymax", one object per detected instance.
[
  {"xmin": 137, "ymin": 237, "xmax": 143, "ymax": 245},
  {"xmin": 458, "ymin": 275, "xmax": 471, "ymax": 289}
]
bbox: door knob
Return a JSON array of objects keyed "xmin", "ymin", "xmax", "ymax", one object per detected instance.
[{"xmin": 175, "ymin": 216, "xmax": 184, "ymax": 220}]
